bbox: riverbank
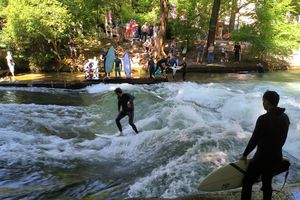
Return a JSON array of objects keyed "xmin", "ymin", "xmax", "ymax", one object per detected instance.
[{"xmin": 0, "ymin": 62, "xmax": 268, "ymax": 88}]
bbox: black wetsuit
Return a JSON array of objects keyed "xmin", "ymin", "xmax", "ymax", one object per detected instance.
[
  {"xmin": 179, "ymin": 61, "xmax": 187, "ymax": 81},
  {"xmin": 241, "ymin": 107, "xmax": 290, "ymax": 200},
  {"xmin": 155, "ymin": 58, "xmax": 169, "ymax": 73},
  {"xmin": 115, "ymin": 93, "xmax": 138, "ymax": 134},
  {"xmin": 148, "ymin": 59, "xmax": 155, "ymax": 78}
]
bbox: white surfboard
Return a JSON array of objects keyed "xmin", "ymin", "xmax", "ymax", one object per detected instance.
[
  {"xmin": 198, "ymin": 158, "xmax": 290, "ymax": 192},
  {"xmin": 170, "ymin": 65, "xmax": 183, "ymax": 75},
  {"xmin": 198, "ymin": 160, "xmax": 248, "ymax": 191},
  {"xmin": 124, "ymin": 53, "xmax": 131, "ymax": 78}
]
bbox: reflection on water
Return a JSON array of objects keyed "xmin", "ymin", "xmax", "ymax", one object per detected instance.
[{"xmin": 0, "ymin": 71, "xmax": 300, "ymax": 199}]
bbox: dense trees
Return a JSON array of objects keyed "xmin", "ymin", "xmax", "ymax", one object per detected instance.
[{"xmin": 0, "ymin": 0, "xmax": 299, "ymax": 71}]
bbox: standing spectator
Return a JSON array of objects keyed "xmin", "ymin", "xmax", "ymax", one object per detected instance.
[
  {"xmin": 225, "ymin": 42, "xmax": 230, "ymax": 62},
  {"xmin": 207, "ymin": 43, "xmax": 215, "ymax": 63},
  {"xmin": 68, "ymin": 37, "xmax": 77, "ymax": 58},
  {"xmin": 179, "ymin": 57, "xmax": 187, "ymax": 81},
  {"xmin": 114, "ymin": 54, "xmax": 122, "ymax": 78},
  {"xmin": 220, "ymin": 46, "xmax": 225, "ymax": 63},
  {"xmin": 148, "ymin": 25, "xmax": 154, "ymax": 39},
  {"xmin": 141, "ymin": 22, "xmax": 149, "ymax": 42},
  {"xmin": 125, "ymin": 22, "xmax": 131, "ymax": 39},
  {"xmin": 92, "ymin": 56, "xmax": 99, "ymax": 79},
  {"xmin": 6, "ymin": 51, "xmax": 15, "ymax": 78},
  {"xmin": 148, "ymin": 56, "xmax": 155, "ymax": 79},
  {"xmin": 234, "ymin": 42, "xmax": 241, "ymax": 63},
  {"xmin": 196, "ymin": 43, "xmax": 204, "ymax": 64},
  {"xmin": 169, "ymin": 40, "xmax": 177, "ymax": 56}
]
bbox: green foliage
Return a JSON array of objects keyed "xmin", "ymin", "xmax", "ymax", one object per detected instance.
[
  {"xmin": 1, "ymin": 0, "xmax": 72, "ymax": 70},
  {"xmin": 169, "ymin": 0, "xmax": 211, "ymax": 43},
  {"xmin": 232, "ymin": 0, "xmax": 300, "ymax": 65}
]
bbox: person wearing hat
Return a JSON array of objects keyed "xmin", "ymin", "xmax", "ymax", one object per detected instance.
[
  {"xmin": 114, "ymin": 88, "xmax": 139, "ymax": 136},
  {"xmin": 240, "ymin": 90, "xmax": 290, "ymax": 200}
]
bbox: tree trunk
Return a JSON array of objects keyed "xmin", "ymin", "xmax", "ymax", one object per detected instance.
[
  {"xmin": 206, "ymin": 0, "xmax": 221, "ymax": 57},
  {"xmin": 157, "ymin": 0, "xmax": 168, "ymax": 58},
  {"xmin": 229, "ymin": 0, "xmax": 238, "ymax": 32}
]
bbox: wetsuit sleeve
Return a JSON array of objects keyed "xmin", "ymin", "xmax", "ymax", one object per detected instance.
[
  {"xmin": 281, "ymin": 114, "xmax": 290, "ymax": 147},
  {"xmin": 117, "ymin": 97, "xmax": 121, "ymax": 112},
  {"xmin": 128, "ymin": 94, "xmax": 135, "ymax": 103},
  {"xmin": 243, "ymin": 116, "xmax": 262, "ymax": 157}
]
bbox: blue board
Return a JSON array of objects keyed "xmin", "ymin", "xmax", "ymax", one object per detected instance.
[
  {"xmin": 105, "ymin": 46, "xmax": 115, "ymax": 73},
  {"xmin": 124, "ymin": 53, "xmax": 131, "ymax": 78}
]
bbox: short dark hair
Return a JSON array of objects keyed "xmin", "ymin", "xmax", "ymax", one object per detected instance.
[
  {"xmin": 114, "ymin": 87, "xmax": 122, "ymax": 94},
  {"xmin": 263, "ymin": 90, "xmax": 280, "ymax": 106}
]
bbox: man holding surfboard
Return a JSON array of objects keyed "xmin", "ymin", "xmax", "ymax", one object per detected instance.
[
  {"xmin": 114, "ymin": 88, "xmax": 139, "ymax": 136},
  {"xmin": 240, "ymin": 91, "xmax": 290, "ymax": 200}
]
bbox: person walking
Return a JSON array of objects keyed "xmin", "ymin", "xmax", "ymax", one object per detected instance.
[
  {"xmin": 240, "ymin": 90, "xmax": 290, "ymax": 200},
  {"xmin": 114, "ymin": 88, "xmax": 139, "ymax": 136}
]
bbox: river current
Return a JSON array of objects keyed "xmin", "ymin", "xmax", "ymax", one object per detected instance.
[{"xmin": 0, "ymin": 71, "xmax": 300, "ymax": 199}]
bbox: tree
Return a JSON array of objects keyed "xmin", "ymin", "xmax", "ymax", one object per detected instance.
[
  {"xmin": 1, "ymin": 0, "xmax": 72, "ymax": 70},
  {"xmin": 206, "ymin": 0, "xmax": 221, "ymax": 53},
  {"xmin": 156, "ymin": 0, "xmax": 169, "ymax": 57},
  {"xmin": 232, "ymin": 0, "xmax": 300, "ymax": 67}
]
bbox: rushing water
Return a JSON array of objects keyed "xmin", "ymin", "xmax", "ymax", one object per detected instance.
[{"xmin": 0, "ymin": 71, "xmax": 300, "ymax": 200}]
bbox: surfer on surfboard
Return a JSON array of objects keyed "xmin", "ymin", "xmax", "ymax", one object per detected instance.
[
  {"xmin": 114, "ymin": 88, "xmax": 139, "ymax": 136},
  {"xmin": 240, "ymin": 91, "xmax": 290, "ymax": 200}
]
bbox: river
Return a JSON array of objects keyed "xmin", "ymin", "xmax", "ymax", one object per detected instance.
[{"xmin": 0, "ymin": 71, "xmax": 300, "ymax": 200}]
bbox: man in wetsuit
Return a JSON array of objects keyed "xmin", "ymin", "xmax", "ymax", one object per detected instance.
[
  {"xmin": 240, "ymin": 90, "xmax": 290, "ymax": 200},
  {"xmin": 114, "ymin": 88, "xmax": 139, "ymax": 136}
]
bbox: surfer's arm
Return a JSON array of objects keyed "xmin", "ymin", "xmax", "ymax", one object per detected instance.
[
  {"xmin": 242, "ymin": 117, "xmax": 262, "ymax": 157},
  {"xmin": 117, "ymin": 99, "xmax": 121, "ymax": 112},
  {"xmin": 126, "ymin": 94, "xmax": 135, "ymax": 108}
]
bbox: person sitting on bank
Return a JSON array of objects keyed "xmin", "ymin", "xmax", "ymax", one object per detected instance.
[{"xmin": 114, "ymin": 88, "xmax": 139, "ymax": 136}]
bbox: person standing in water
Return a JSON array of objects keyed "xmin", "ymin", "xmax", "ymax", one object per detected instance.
[
  {"xmin": 114, "ymin": 88, "xmax": 139, "ymax": 136},
  {"xmin": 240, "ymin": 90, "xmax": 290, "ymax": 200}
]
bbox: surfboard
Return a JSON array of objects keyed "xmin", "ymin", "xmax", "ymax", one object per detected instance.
[
  {"xmin": 182, "ymin": 46, "xmax": 187, "ymax": 54},
  {"xmin": 198, "ymin": 160, "xmax": 248, "ymax": 192},
  {"xmin": 170, "ymin": 65, "xmax": 183, "ymax": 75},
  {"xmin": 198, "ymin": 159, "xmax": 290, "ymax": 192},
  {"xmin": 124, "ymin": 53, "xmax": 131, "ymax": 78},
  {"xmin": 105, "ymin": 46, "xmax": 115, "ymax": 73}
]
